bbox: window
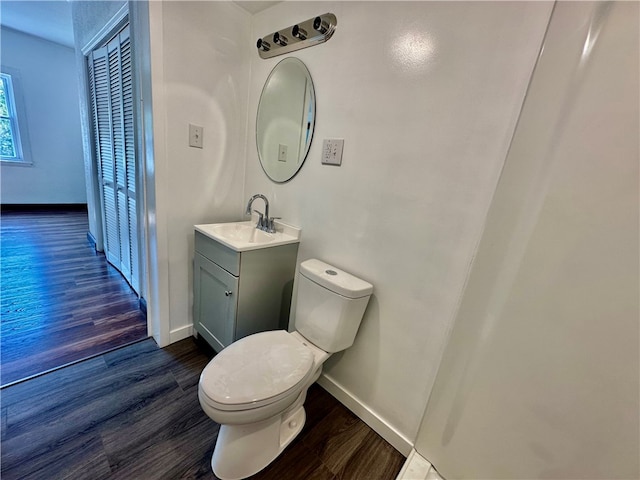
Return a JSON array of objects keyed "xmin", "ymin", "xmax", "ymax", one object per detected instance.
[{"xmin": 0, "ymin": 72, "xmax": 27, "ymax": 163}]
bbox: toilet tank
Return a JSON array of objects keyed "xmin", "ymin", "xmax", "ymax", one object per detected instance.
[{"xmin": 294, "ymin": 259, "xmax": 373, "ymax": 353}]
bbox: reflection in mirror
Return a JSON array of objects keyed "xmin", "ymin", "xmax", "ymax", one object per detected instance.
[{"xmin": 256, "ymin": 57, "xmax": 315, "ymax": 183}]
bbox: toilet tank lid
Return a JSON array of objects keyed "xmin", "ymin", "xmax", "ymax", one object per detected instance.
[{"xmin": 300, "ymin": 259, "xmax": 373, "ymax": 299}]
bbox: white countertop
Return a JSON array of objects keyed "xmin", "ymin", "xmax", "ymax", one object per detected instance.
[{"xmin": 195, "ymin": 219, "xmax": 301, "ymax": 252}]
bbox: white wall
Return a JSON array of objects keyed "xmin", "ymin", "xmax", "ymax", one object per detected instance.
[
  {"xmin": 0, "ymin": 27, "xmax": 86, "ymax": 204},
  {"xmin": 244, "ymin": 1, "xmax": 553, "ymax": 449},
  {"xmin": 147, "ymin": 1, "xmax": 251, "ymax": 343},
  {"xmin": 415, "ymin": 2, "xmax": 639, "ymax": 476}
]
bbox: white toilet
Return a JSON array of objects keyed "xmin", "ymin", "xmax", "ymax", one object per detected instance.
[{"xmin": 198, "ymin": 258, "xmax": 373, "ymax": 480}]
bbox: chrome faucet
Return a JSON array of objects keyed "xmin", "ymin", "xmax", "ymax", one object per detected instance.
[{"xmin": 245, "ymin": 194, "xmax": 278, "ymax": 233}]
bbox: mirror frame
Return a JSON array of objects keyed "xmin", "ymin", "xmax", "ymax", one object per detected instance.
[{"xmin": 256, "ymin": 57, "xmax": 316, "ymax": 183}]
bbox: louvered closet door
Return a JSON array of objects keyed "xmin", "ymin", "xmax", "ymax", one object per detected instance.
[{"xmin": 87, "ymin": 24, "xmax": 139, "ymax": 294}]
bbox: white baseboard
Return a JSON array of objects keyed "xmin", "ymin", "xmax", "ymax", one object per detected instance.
[
  {"xmin": 317, "ymin": 373, "xmax": 413, "ymax": 456},
  {"xmin": 169, "ymin": 324, "xmax": 193, "ymax": 343},
  {"xmin": 396, "ymin": 449, "xmax": 434, "ymax": 479}
]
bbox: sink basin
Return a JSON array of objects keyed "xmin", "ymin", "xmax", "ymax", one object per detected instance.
[
  {"xmin": 195, "ymin": 220, "xmax": 301, "ymax": 252},
  {"xmin": 211, "ymin": 223, "xmax": 275, "ymax": 245}
]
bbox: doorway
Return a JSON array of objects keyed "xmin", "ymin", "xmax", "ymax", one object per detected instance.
[{"xmin": 0, "ymin": 7, "xmax": 149, "ymax": 386}]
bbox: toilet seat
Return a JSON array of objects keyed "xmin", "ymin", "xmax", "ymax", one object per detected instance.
[{"xmin": 199, "ymin": 331, "xmax": 315, "ymax": 412}]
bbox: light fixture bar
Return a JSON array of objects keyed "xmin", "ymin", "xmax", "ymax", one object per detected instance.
[{"xmin": 256, "ymin": 13, "xmax": 337, "ymax": 59}]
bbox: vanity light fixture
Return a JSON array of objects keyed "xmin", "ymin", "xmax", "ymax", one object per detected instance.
[{"xmin": 256, "ymin": 13, "xmax": 337, "ymax": 59}]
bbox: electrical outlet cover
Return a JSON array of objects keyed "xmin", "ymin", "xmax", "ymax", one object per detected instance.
[{"xmin": 321, "ymin": 139, "xmax": 344, "ymax": 166}]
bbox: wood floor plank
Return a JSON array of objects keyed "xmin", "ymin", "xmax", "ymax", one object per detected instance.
[
  {"xmin": 107, "ymin": 416, "xmax": 217, "ymax": 480},
  {"xmin": 58, "ymin": 439, "xmax": 113, "ymax": 480},
  {"xmin": 246, "ymin": 437, "xmax": 336, "ymax": 480},
  {"xmin": 166, "ymin": 337, "xmax": 215, "ymax": 392},
  {"xmin": 302, "ymin": 403, "xmax": 371, "ymax": 475},
  {"xmin": 0, "ymin": 210, "xmax": 147, "ymax": 386},
  {"xmin": 336, "ymin": 430, "xmax": 406, "ymax": 480},
  {"xmin": 0, "ymin": 326, "xmax": 147, "ymax": 382},
  {"xmin": 1, "ymin": 406, "xmax": 7, "ymax": 437},
  {"xmin": 3, "ymin": 366, "xmax": 177, "ymax": 451},
  {"xmin": 100, "ymin": 382, "xmax": 208, "ymax": 464},
  {"xmin": 3, "ymin": 432, "xmax": 113, "ymax": 480},
  {"xmin": 1, "ymin": 356, "xmax": 109, "ymax": 427},
  {"xmin": 1, "ymin": 338, "xmax": 405, "ymax": 480},
  {"xmin": 302, "ymin": 384, "xmax": 349, "ymax": 436}
]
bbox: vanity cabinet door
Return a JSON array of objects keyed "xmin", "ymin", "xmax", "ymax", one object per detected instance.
[{"xmin": 193, "ymin": 252, "xmax": 238, "ymax": 351}]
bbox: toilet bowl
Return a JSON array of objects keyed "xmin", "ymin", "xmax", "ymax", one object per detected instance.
[
  {"xmin": 198, "ymin": 259, "xmax": 373, "ymax": 480},
  {"xmin": 198, "ymin": 330, "xmax": 327, "ymax": 426}
]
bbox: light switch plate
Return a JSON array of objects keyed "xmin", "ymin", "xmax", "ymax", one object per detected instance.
[
  {"xmin": 189, "ymin": 124, "xmax": 203, "ymax": 148},
  {"xmin": 278, "ymin": 144, "xmax": 288, "ymax": 162},
  {"xmin": 321, "ymin": 139, "xmax": 344, "ymax": 166}
]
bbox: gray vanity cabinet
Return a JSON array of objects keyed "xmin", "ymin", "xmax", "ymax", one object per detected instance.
[{"xmin": 193, "ymin": 230, "xmax": 299, "ymax": 352}]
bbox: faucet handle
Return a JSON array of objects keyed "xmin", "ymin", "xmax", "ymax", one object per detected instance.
[
  {"xmin": 266, "ymin": 217, "xmax": 281, "ymax": 233},
  {"xmin": 253, "ymin": 210, "xmax": 265, "ymax": 229}
]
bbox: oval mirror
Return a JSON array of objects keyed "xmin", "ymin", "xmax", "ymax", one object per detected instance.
[{"xmin": 256, "ymin": 57, "xmax": 315, "ymax": 183}]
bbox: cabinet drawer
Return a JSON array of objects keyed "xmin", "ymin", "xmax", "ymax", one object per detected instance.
[{"xmin": 195, "ymin": 231, "xmax": 240, "ymax": 276}]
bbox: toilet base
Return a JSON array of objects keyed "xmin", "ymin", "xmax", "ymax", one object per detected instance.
[{"xmin": 211, "ymin": 405, "xmax": 306, "ymax": 480}]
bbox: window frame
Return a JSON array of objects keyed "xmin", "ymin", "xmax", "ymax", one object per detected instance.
[{"xmin": 0, "ymin": 67, "xmax": 31, "ymax": 166}]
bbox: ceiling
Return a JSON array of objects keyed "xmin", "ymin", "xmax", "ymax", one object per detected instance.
[
  {"xmin": 235, "ymin": 1, "xmax": 281, "ymax": 14},
  {"xmin": 1, "ymin": 1, "xmax": 75, "ymax": 48},
  {"xmin": 0, "ymin": 1, "xmax": 280, "ymax": 50}
]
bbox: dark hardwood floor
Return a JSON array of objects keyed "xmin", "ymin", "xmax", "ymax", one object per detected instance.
[
  {"xmin": 1, "ymin": 337, "xmax": 406, "ymax": 480},
  {"xmin": 0, "ymin": 209, "xmax": 147, "ymax": 386}
]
